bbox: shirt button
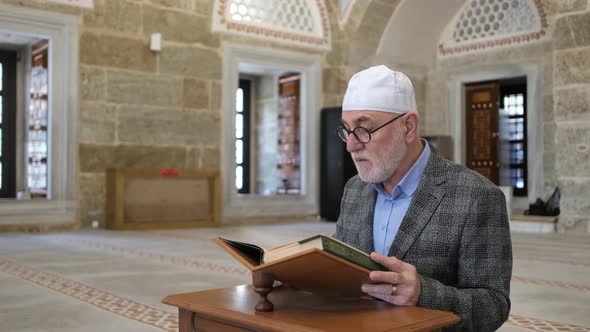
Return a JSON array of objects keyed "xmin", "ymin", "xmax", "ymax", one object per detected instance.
[{"xmin": 381, "ymin": 226, "xmax": 385, "ymax": 230}]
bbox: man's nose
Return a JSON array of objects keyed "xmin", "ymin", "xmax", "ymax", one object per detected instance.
[{"xmin": 346, "ymin": 133, "xmax": 364, "ymax": 153}]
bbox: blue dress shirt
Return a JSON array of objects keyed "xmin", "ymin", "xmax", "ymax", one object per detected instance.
[{"xmin": 372, "ymin": 140, "xmax": 431, "ymax": 256}]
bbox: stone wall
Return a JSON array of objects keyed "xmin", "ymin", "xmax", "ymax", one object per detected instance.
[
  {"xmin": 551, "ymin": 1, "xmax": 590, "ymax": 232},
  {"xmin": 80, "ymin": 0, "xmax": 221, "ymax": 226},
  {"xmin": 0, "ymin": 0, "xmax": 502, "ymax": 227},
  {"xmin": 0, "ymin": 0, "xmax": 355, "ymax": 226},
  {"xmin": 4, "ymin": 0, "xmax": 586, "ymax": 232},
  {"xmin": 320, "ymin": 0, "xmax": 430, "ymax": 134},
  {"xmin": 424, "ymin": 0, "xmax": 590, "ymax": 233},
  {"xmin": 321, "ymin": 0, "xmax": 411, "ymax": 110}
]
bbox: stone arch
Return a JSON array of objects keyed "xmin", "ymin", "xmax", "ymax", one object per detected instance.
[
  {"xmin": 320, "ymin": 0, "xmax": 404, "ymax": 109},
  {"xmin": 370, "ymin": 0, "xmax": 548, "ymax": 212},
  {"xmin": 376, "ymin": 0, "xmax": 466, "ymax": 69}
]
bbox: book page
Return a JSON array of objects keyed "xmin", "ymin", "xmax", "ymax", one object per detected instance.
[{"xmin": 263, "ymin": 237, "xmax": 323, "ymax": 263}]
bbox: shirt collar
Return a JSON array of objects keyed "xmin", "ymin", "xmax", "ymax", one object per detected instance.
[{"xmin": 373, "ymin": 139, "xmax": 431, "ymax": 197}]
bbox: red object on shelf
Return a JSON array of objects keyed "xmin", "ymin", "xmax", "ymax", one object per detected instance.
[{"xmin": 160, "ymin": 169, "xmax": 180, "ymax": 177}]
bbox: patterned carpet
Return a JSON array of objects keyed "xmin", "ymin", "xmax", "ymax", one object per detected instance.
[{"xmin": 0, "ymin": 221, "xmax": 588, "ymax": 331}]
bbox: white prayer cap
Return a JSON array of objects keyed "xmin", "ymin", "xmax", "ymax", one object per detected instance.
[{"xmin": 342, "ymin": 65, "xmax": 417, "ymax": 114}]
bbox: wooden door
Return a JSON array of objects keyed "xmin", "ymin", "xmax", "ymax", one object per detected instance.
[
  {"xmin": 277, "ymin": 74, "xmax": 301, "ymax": 194},
  {"xmin": 29, "ymin": 40, "xmax": 49, "ymax": 198},
  {"xmin": 465, "ymin": 83, "xmax": 499, "ymax": 184}
]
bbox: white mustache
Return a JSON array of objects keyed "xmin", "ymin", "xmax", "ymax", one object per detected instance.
[{"xmin": 351, "ymin": 153, "xmax": 369, "ymax": 160}]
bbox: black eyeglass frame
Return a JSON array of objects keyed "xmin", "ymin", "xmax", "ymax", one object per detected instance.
[{"xmin": 336, "ymin": 113, "xmax": 406, "ymax": 143}]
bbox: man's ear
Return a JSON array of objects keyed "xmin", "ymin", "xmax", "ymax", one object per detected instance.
[{"xmin": 404, "ymin": 113, "xmax": 419, "ymax": 142}]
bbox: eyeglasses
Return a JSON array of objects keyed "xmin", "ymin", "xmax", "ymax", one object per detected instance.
[{"xmin": 336, "ymin": 113, "xmax": 405, "ymax": 143}]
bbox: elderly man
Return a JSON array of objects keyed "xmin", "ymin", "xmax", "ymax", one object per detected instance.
[{"xmin": 334, "ymin": 65, "xmax": 512, "ymax": 331}]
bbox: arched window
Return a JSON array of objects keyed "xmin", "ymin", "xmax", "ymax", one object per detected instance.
[
  {"xmin": 212, "ymin": 0, "xmax": 331, "ymax": 50},
  {"xmin": 439, "ymin": 0, "xmax": 548, "ymax": 56}
]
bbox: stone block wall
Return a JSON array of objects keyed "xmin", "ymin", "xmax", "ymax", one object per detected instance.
[
  {"xmin": 321, "ymin": 0, "xmax": 410, "ymax": 110},
  {"xmin": 0, "ymin": 0, "xmax": 416, "ymax": 227},
  {"xmin": 79, "ymin": 0, "xmax": 223, "ymax": 226},
  {"xmin": 0, "ymin": 0, "xmax": 349, "ymax": 226},
  {"xmin": 423, "ymin": 0, "xmax": 590, "ymax": 233},
  {"xmin": 4, "ymin": 0, "xmax": 586, "ymax": 232},
  {"xmin": 551, "ymin": 2, "xmax": 590, "ymax": 232}
]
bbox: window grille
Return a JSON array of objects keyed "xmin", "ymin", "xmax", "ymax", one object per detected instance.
[
  {"xmin": 439, "ymin": 0, "xmax": 548, "ymax": 56},
  {"xmin": 213, "ymin": 0, "xmax": 331, "ymax": 50}
]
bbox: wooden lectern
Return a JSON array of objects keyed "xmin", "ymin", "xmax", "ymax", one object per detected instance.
[{"xmin": 162, "ymin": 285, "xmax": 460, "ymax": 332}]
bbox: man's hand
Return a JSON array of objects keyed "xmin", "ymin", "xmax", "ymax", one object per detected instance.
[{"xmin": 361, "ymin": 252, "xmax": 421, "ymax": 306}]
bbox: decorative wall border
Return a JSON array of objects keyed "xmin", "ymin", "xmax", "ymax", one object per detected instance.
[
  {"xmin": 49, "ymin": 236, "xmax": 250, "ymax": 277},
  {"xmin": 438, "ymin": 0, "xmax": 549, "ymax": 56},
  {"xmin": 507, "ymin": 314, "xmax": 590, "ymax": 332},
  {"xmin": 49, "ymin": 235, "xmax": 590, "ymax": 293},
  {"xmin": 0, "ymin": 259, "xmax": 178, "ymax": 332},
  {"xmin": 515, "ymin": 256, "xmax": 590, "ymax": 268},
  {"xmin": 512, "ymin": 276, "xmax": 590, "ymax": 293},
  {"xmin": 2, "ymin": 234, "xmax": 590, "ymax": 332},
  {"xmin": 213, "ymin": 0, "xmax": 331, "ymax": 50},
  {"xmin": 2, "ymin": 257, "xmax": 589, "ymax": 332}
]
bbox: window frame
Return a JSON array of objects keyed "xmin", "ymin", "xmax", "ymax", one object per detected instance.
[
  {"xmin": 221, "ymin": 43, "xmax": 321, "ymax": 218},
  {"xmin": 449, "ymin": 65, "xmax": 544, "ymax": 212},
  {"xmin": 500, "ymin": 77, "xmax": 528, "ymax": 197},
  {"xmin": 0, "ymin": 50, "xmax": 18, "ymax": 198},
  {"xmin": 236, "ymin": 79, "xmax": 252, "ymax": 194},
  {"xmin": 0, "ymin": 4, "xmax": 78, "ymax": 226}
]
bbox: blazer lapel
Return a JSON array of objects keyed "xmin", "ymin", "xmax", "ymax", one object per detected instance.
[
  {"xmin": 388, "ymin": 152, "xmax": 448, "ymax": 260},
  {"xmin": 356, "ymin": 183, "xmax": 377, "ymax": 254}
]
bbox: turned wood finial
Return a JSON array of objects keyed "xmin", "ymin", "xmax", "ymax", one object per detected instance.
[{"xmin": 252, "ymin": 271, "xmax": 274, "ymax": 312}]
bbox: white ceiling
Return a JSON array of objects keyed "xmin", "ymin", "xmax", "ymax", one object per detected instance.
[{"xmin": 376, "ymin": 0, "xmax": 466, "ymax": 68}]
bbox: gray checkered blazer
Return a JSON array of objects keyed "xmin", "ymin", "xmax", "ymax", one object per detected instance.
[{"xmin": 334, "ymin": 150, "xmax": 512, "ymax": 332}]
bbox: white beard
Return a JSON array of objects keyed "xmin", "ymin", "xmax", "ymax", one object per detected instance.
[{"xmin": 352, "ymin": 130, "xmax": 406, "ymax": 184}]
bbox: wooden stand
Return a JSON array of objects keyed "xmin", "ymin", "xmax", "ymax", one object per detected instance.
[
  {"xmin": 252, "ymin": 271, "xmax": 274, "ymax": 312},
  {"xmin": 163, "ymin": 285, "xmax": 460, "ymax": 332}
]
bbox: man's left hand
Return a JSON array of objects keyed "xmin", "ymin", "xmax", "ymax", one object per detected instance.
[{"xmin": 361, "ymin": 252, "xmax": 421, "ymax": 306}]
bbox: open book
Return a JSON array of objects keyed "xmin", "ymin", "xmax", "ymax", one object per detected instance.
[{"xmin": 215, "ymin": 234, "xmax": 386, "ymax": 297}]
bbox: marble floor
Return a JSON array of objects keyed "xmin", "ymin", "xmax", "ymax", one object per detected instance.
[{"xmin": 0, "ymin": 221, "xmax": 589, "ymax": 332}]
